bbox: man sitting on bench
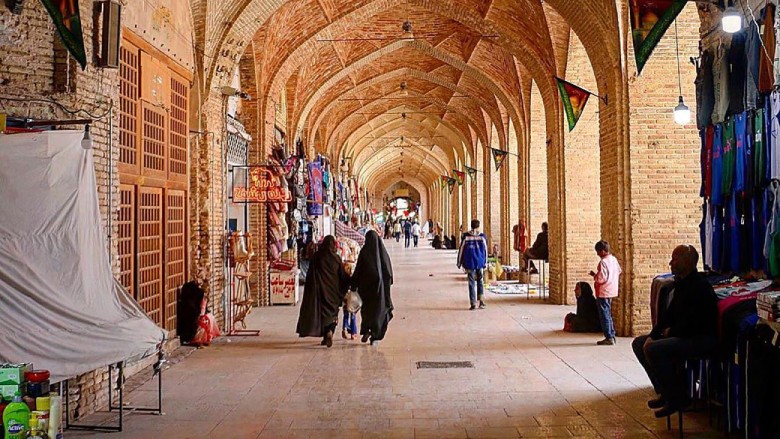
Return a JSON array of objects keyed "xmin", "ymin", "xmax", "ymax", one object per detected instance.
[{"xmin": 631, "ymin": 245, "xmax": 718, "ymax": 418}]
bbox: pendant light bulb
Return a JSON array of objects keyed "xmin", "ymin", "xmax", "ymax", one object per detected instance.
[
  {"xmin": 722, "ymin": 6, "xmax": 742, "ymax": 33},
  {"xmin": 674, "ymin": 96, "xmax": 690, "ymax": 125},
  {"xmin": 81, "ymin": 124, "xmax": 93, "ymax": 150}
]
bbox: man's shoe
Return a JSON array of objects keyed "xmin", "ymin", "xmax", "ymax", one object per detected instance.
[
  {"xmin": 341, "ymin": 329, "xmax": 348, "ymax": 339},
  {"xmin": 596, "ymin": 337, "xmax": 615, "ymax": 346},
  {"xmin": 478, "ymin": 301, "xmax": 486, "ymax": 309},
  {"xmin": 647, "ymin": 397, "xmax": 666, "ymax": 409},
  {"xmin": 325, "ymin": 330, "xmax": 334, "ymax": 348},
  {"xmin": 469, "ymin": 304, "xmax": 476, "ymax": 310}
]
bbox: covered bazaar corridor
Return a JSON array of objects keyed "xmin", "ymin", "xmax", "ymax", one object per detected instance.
[
  {"xmin": 2, "ymin": 0, "xmax": 780, "ymax": 438},
  {"xmin": 72, "ymin": 241, "xmax": 720, "ymax": 439}
]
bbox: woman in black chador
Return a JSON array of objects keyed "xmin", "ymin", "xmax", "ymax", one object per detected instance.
[
  {"xmin": 296, "ymin": 235, "xmax": 350, "ymax": 347},
  {"xmin": 563, "ymin": 282, "xmax": 602, "ymax": 333},
  {"xmin": 351, "ymin": 230, "xmax": 394, "ymax": 345}
]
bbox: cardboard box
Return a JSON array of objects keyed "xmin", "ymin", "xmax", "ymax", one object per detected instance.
[
  {"xmin": 0, "ymin": 384, "xmax": 23, "ymax": 400},
  {"xmin": 0, "ymin": 363, "xmax": 31, "ymax": 386}
]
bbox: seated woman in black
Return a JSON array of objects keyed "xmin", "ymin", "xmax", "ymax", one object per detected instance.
[
  {"xmin": 432, "ymin": 234, "xmax": 443, "ymax": 249},
  {"xmin": 564, "ymin": 282, "xmax": 601, "ymax": 333},
  {"xmin": 444, "ymin": 235, "xmax": 458, "ymax": 249}
]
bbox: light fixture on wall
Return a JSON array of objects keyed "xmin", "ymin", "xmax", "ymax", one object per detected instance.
[
  {"xmin": 400, "ymin": 81, "xmax": 408, "ymax": 97},
  {"xmin": 220, "ymin": 86, "xmax": 251, "ymax": 100},
  {"xmin": 673, "ymin": 19, "xmax": 690, "ymax": 125},
  {"xmin": 722, "ymin": 1, "xmax": 743, "ymax": 33},
  {"xmin": 81, "ymin": 125, "xmax": 93, "ymax": 150}
]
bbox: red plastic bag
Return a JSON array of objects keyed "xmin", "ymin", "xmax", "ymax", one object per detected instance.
[{"xmin": 191, "ymin": 313, "xmax": 220, "ymax": 346}]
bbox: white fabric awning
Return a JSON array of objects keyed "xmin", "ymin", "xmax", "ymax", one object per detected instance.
[{"xmin": 0, "ymin": 131, "xmax": 166, "ymax": 382}]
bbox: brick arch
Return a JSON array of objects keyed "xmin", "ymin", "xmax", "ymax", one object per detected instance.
[
  {"xmin": 361, "ymin": 155, "xmax": 440, "ymax": 191},
  {"xmin": 308, "ymin": 67, "xmax": 507, "ymax": 154},
  {"xmin": 374, "ymin": 177, "xmax": 431, "ymax": 216},
  {"xmin": 257, "ymin": 0, "xmax": 555, "ymax": 112},
  {"xmin": 345, "ymin": 120, "xmax": 469, "ymax": 163},
  {"xmin": 325, "ymin": 99, "xmax": 487, "ymax": 160},
  {"xmin": 351, "ymin": 141, "xmax": 454, "ymax": 181},
  {"xmin": 334, "ymin": 111, "xmax": 473, "ymax": 169},
  {"xmin": 295, "ymin": 40, "xmax": 516, "ymax": 149}
]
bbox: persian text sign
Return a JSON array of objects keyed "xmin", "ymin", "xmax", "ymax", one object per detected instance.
[{"xmin": 232, "ymin": 166, "xmax": 292, "ymax": 203}]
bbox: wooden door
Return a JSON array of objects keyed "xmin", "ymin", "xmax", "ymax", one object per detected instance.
[
  {"xmin": 164, "ymin": 189, "xmax": 187, "ymax": 332},
  {"xmin": 137, "ymin": 187, "xmax": 164, "ymax": 325}
]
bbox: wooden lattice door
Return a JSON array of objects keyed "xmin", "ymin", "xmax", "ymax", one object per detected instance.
[
  {"xmin": 119, "ymin": 42, "xmax": 140, "ymax": 175},
  {"xmin": 164, "ymin": 190, "xmax": 186, "ymax": 332},
  {"xmin": 137, "ymin": 187, "xmax": 164, "ymax": 326},
  {"xmin": 118, "ymin": 185, "xmax": 135, "ymax": 293}
]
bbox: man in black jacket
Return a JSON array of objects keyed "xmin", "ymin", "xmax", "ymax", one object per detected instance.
[
  {"xmin": 521, "ymin": 222, "xmax": 549, "ymax": 273},
  {"xmin": 632, "ymin": 245, "xmax": 719, "ymax": 417}
]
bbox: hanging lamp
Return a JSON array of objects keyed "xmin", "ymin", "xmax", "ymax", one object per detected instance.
[{"xmin": 673, "ymin": 19, "xmax": 690, "ymax": 125}]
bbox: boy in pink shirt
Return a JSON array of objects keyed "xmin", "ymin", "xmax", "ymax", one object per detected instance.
[{"xmin": 589, "ymin": 240, "xmax": 621, "ymax": 345}]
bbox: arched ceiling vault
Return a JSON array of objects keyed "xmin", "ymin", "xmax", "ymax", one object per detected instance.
[{"xmin": 199, "ymin": 0, "xmax": 623, "ymax": 193}]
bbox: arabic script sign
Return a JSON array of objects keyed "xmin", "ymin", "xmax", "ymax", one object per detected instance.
[{"xmin": 232, "ymin": 166, "xmax": 292, "ymax": 203}]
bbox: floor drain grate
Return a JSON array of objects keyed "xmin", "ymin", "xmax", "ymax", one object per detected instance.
[{"xmin": 416, "ymin": 361, "xmax": 474, "ymax": 369}]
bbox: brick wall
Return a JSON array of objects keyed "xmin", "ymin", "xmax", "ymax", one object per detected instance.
[
  {"xmin": 529, "ymin": 83, "xmax": 549, "ymax": 245},
  {"xmin": 625, "ymin": 3, "xmax": 701, "ymax": 335},
  {"xmin": 507, "ymin": 120, "xmax": 521, "ymax": 266},
  {"xmin": 563, "ymin": 31, "xmax": 602, "ymax": 304},
  {"xmin": 489, "ymin": 125, "xmax": 502, "ymax": 251}
]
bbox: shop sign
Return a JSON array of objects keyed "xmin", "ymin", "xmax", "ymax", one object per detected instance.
[{"xmin": 232, "ymin": 166, "xmax": 292, "ymax": 203}]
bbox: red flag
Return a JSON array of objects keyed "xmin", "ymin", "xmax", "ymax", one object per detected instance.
[{"xmin": 556, "ymin": 77, "xmax": 591, "ymax": 132}]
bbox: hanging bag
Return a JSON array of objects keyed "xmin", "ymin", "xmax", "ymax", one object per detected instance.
[{"xmin": 345, "ymin": 289, "xmax": 363, "ymax": 313}]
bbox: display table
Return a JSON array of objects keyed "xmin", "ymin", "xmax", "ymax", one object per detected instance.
[{"xmin": 270, "ymin": 269, "xmax": 300, "ymax": 305}]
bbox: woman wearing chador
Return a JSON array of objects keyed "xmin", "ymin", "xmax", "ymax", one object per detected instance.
[
  {"xmin": 296, "ymin": 235, "xmax": 350, "ymax": 347},
  {"xmin": 351, "ymin": 230, "xmax": 394, "ymax": 345}
]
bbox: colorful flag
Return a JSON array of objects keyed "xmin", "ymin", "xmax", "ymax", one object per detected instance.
[
  {"xmin": 629, "ymin": 0, "xmax": 686, "ymax": 74},
  {"xmin": 465, "ymin": 166, "xmax": 477, "ymax": 179},
  {"xmin": 447, "ymin": 177, "xmax": 456, "ymax": 193},
  {"xmin": 41, "ymin": 0, "xmax": 87, "ymax": 69},
  {"xmin": 452, "ymin": 170, "xmax": 465, "ymax": 185},
  {"xmin": 556, "ymin": 77, "xmax": 592, "ymax": 132},
  {"xmin": 491, "ymin": 148, "xmax": 508, "ymax": 171},
  {"xmin": 441, "ymin": 175, "xmax": 449, "ymax": 190}
]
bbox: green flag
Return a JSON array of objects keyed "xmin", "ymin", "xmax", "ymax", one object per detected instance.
[
  {"xmin": 465, "ymin": 166, "xmax": 477, "ymax": 179},
  {"xmin": 447, "ymin": 177, "xmax": 456, "ymax": 193},
  {"xmin": 556, "ymin": 77, "xmax": 592, "ymax": 132},
  {"xmin": 629, "ymin": 0, "xmax": 686, "ymax": 74},
  {"xmin": 41, "ymin": 0, "xmax": 87, "ymax": 69}
]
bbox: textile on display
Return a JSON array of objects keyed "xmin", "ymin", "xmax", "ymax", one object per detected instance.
[
  {"xmin": 307, "ymin": 161, "xmax": 323, "ymax": 216},
  {"xmin": 0, "ymin": 131, "xmax": 165, "ymax": 382}
]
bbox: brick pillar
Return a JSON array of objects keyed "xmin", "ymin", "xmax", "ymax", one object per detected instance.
[
  {"xmin": 529, "ymin": 83, "xmax": 549, "ymax": 253},
  {"xmin": 508, "ymin": 119, "xmax": 521, "ymax": 266},
  {"xmin": 621, "ymin": 3, "xmax": 701, "ymax": 335},
  {"xmin": 563, "ymin": 32, "xmax": 602, "ymax": 305}
]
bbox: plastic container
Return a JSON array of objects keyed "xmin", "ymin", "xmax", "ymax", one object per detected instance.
[
  {"xmin": 47, "ymin": 393, "xmax": 61, "ymax": 439},
  {"xmin": 23, "ymin": 371, "xmax": 49, "ymax": 384},
  {"xmin": 2, "ymin": 392, "xmax": 30, "ymax": 439}
]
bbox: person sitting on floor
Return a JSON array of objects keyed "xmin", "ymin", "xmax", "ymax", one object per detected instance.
[
  {"xmin": 563, "ymin": 282, "xmax": 602, "ymax": 333},
  {"xmin": 445, "ymin": 234, "xmax": 458, "ymax": 250},
  {"xmin": 442, "ymin": 235, "xmax": 453, "ymax": 249},
  {"xmin": 432, "ymin": 234, "xmax": 443, "ymax": 249},
  {"xmin": 631, "ymin": 245, "xmax": 718, "ymax": 418},
  {"xmin": 521, "ymin": 222, "xmax": 549, "ymax": 273}
]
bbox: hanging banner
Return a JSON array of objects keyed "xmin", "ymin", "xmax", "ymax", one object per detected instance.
[
  {"xmin": 232, "ymin": 166, "xmax": 292, "ymax": 203},
  {"xmin": 441, "ymin": 175, "xmax": 449, "ymax": 190},
  {"xmin": 452, "ymin": 170, "xmax": 465, "ymax": 186},
  {"xmin": 447, "ymin": 177, "xmax": 456, "ymax": 194},
  {"xmin": 465, "ymin": 166, "xmax": 477, "ymax": 179},
  {"xmin": 629, "ymin": 0, "xmax": 686, "ymax": 74},
  {"xmin": 555, "ymin": 77, "xmax": 592, "ymax": 132},
  {"xmin": 491, "ymin": 148, "xmax": 508, "ymax": 171},
  {"xmin": 307, "ymin": 162, "xmax": 323, "ymax": 216},
  {"xmin": 40, "ymin": 0, "xmax": 87, "ymax": 69}
]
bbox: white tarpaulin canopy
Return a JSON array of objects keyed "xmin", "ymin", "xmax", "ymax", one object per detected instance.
[{"xmin": 0, "ymin": 131, "xmax": 166, "ymax": 382}]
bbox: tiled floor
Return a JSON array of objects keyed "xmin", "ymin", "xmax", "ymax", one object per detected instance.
[{"xmin": 71, "ymin": 239, "xmax": 724, "ymax": 438}]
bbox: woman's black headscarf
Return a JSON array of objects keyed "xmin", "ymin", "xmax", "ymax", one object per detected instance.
[
  {"xmin": 573, "ymin": 282, "xmax": 600, "ymax": 332},
  {"xmin": 352, "ymin": 230, "xmax": 394, "ymax": 341},
  {"xmin": 296, "ymin": 235, "xmax": 350, "ymax": 337}
]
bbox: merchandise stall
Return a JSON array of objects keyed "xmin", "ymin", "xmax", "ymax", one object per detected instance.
[
  {"xmin": 0, "ymin": 130, "xmax": 166, "ymax": 434},
  {"xmin": 657, "ymin": 6, "xmax": 780, "ymax": 435}
]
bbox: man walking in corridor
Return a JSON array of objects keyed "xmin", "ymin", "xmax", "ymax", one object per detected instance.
[
  {"xmin": 411, "ymin": 220, "xmax": 421, "ymax": 247},
  {"xmin": 457, "ymin": 220, "xmax": 488, "ymax": 310}
]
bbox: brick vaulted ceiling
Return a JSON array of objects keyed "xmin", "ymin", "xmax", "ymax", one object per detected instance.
[{"xmin": 200, "ymin": 0, "xmax": 619, "ymax": 190}]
